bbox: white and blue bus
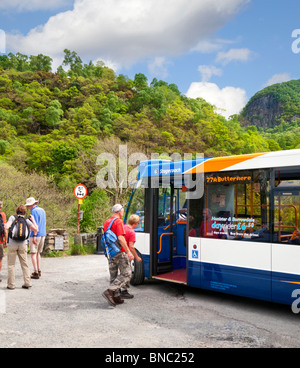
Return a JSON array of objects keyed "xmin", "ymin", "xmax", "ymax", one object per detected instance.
[{"xmin": 124, "ymin": 149, "xmax": 300, "ymax": 305}]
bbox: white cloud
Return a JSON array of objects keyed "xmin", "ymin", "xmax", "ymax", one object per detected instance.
[
  {"xmin": 216, "ymin": 48, "xmax": 252, "ymax": 65},
  {"xmin": 7, "ymin": 0, "xmax": 249, "ymax": 67},
  {"xmin": 191, "ymin": 38, "xmax": 235, "ymax": 54},
  {"xmin": 186, "ymin": 82, "xmax": 247, "ymax": 119},
  {"xmin": 148, "ymin": 57, "xmax": 171, "ymax": 79},
  {"xmin": 198, "ymin": 65, "xmax": 222, "ymax": 82},
  {"xmin": 0, "ymin": 0, "xmax": 73, "ymax": 11},
  {"xmin": 264, "ymin": 73, "xmax": 291, "ymax": 87}
]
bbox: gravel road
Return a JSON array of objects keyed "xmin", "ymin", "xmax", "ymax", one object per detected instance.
[{"xmin": 0, "ymin": 254, "xmax": 299, "ymax": 348}]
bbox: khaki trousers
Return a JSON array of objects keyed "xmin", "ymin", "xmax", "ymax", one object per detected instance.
[
  {"xmin": 7, "ymin": 244, "xmax": 31, "ymax": 289},
  {"xmin": 108, "ymin": 252, "xmax": 132, "ymax": 297}
]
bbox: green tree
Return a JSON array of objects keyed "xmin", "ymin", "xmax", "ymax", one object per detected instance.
[
  {"xmin": 133, "ymin": 73, "xmax": 148, "ymax": 91},
  {"xmin": 0, "ymin": 140, "xmax": 8, "ymax": 154},
  {"xmin": 45, "ymin": 100, "xmax": 64, "ymax": 128},
  {"xmin": 29, "ymin": 54, "xmax": 53, "ymax": 72},
  {"xmin": 7, "ymin": 53, "xmax": 30, "ymax": 71},
  {"xmin": 62, "ymin": 49, "xmax": 83, "ymax": 77},
  {"xmin": 49, "ymin": 142, "xmax": 78, "ymax": 174}
]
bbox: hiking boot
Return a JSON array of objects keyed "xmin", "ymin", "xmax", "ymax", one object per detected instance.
[
  {"xmin": 120, "ymin": 290, "xmax": 134, "ymax": 299},
  {"xmin": 31, "ymin": 272, "xmax": 39, "ymax": 279},
  {"xmin": 102, "ymin": 289, "xmax": 116, "ymax": 307},
  {"xmin": 113, "ymin": 295, "xmax": 124, "ymax": 304}
]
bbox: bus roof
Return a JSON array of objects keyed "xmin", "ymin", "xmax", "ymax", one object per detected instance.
[
  {"xmin": 138, "ymin": 149, "xmax": 300, "ymax": 178},
  {"xmin": 186, "ymin": 149, "xmax": 300, "ymax": 174}
]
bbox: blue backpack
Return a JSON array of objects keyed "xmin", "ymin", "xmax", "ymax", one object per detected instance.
[{"xmin": 100, "ymin": 218, "xmax": 121, "ymax": 260}]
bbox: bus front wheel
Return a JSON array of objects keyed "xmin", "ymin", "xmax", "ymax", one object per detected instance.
[{"xmin": 130, "ymin": 248, "xmax": 144, "ymax": 286}]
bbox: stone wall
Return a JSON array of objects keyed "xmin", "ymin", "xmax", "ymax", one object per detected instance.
[
  {"xmin": 43, "ymin": 229, "xmax": 69, "ymax": 254},
  {"xmin": 74, "ymin": 232, "xmax": 97, "ymax": 246},
  {"xmin": 43, "ymin": 230, "xmax": 100, "ymax": 255}
]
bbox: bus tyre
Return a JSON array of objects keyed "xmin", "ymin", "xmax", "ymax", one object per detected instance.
[{"xmin": 130, "ymin": 248, "xmax": 144, "ymax": 286}]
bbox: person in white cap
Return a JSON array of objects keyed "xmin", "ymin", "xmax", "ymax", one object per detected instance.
[
  {"xmin": 25, "ymin": 197, "xmax": 46, "ymax": 279},
  {"xmin": 102, "ymin": 204, "xmax": 134, "ymax": 307}
]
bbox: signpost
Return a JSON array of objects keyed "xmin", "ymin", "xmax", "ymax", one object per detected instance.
[{"xmin": 74, "ymin": 184, "xmax": 87, "ymax": 234}]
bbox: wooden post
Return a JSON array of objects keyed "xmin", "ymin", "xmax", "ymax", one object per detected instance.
[
  {"xmin": 77, "ymin": 199, "xmax": 82, "ymax": 234},
  {"xmin": 77, "ymin": 202, "xmax": 80, "ymax": 234},
  {"xmin": 74, "ymin": 184, "xmax": 86, "ymax": 235}
]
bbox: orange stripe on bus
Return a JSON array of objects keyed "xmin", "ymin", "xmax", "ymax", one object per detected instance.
[
  {"xmin": 280, "ymin": 281, "xmax": 300, "ymax": 285},
  {"xmin": 184, "ymin": 153, "xmax": 266, "ymax": 174}
]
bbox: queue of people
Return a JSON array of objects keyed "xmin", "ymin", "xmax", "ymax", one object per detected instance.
[
  {"xmin": 0, "ymin": 196, "xmax": 141, "ymax": 307},
  {"xmin": 0, "ymin": 197, "xmax": 46, "ymax": 290}
]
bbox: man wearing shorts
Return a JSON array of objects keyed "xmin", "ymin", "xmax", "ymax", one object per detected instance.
[
  {"xmin": 0, "ymin": 201, "xmax": 7, "ymax": 282},
  {"xmin": 25, "ymin": 197, "xmax": 46, "ymax": 279}
]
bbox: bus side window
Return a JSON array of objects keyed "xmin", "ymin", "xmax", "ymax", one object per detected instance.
[
  {"xmin": 273, "ymin": 167, "xmax": 300, "ymax": 244},
  {"xmin": 202, "ymin": 170, "xmax": 270, "ymax": 242},
  {"xmin": 274, "ymin": 191, "xmax": 300, "ymax": 244}
]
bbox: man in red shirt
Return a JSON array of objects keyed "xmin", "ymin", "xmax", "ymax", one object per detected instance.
[
  {"xmin": 0, "ymin": 201, "xmax": 7, "ymax": 282},
  {"xmin": 120, "ymin": 214, "xmax": 142, "ymax": 299},
  {"xmin": 102, "ymin": 204, "xmax": 134, "ymax": 307}
]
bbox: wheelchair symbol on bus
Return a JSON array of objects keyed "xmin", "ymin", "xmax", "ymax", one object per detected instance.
[{"xmin": 192, "ymin": 250, "xmax": 199, "ymax": 259}]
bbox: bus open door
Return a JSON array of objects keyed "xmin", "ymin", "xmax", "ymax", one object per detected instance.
[{"xmin": 151, "ymin": 184, "xmax": 188, "ymax": 284}]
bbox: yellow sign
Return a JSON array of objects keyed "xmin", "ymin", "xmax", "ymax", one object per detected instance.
[{"xmin": 206, "ymin": 175, "xmax": 251, "ymax": 184}]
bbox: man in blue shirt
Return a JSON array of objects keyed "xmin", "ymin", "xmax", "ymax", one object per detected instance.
[{"xmin": 25, "ymin": 197, "xmax": 46, "ymax": 279}]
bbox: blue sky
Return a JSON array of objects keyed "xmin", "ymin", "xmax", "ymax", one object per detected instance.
[{"xmin": 0, "ymin": 0, "xmax": 299, "ymax": 118}]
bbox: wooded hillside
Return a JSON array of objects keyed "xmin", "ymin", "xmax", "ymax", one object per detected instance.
[
  {"xmin": 0, "ymin": 50, "xmax": 295, "ymax": 233},
  {"xmin": 240, "ymin": 79, "xmax": 300, "ymax": 151}
]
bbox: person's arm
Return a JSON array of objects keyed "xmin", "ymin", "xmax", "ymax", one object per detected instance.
[
  {"xmin": 129, "ymin": 241, "xmax": 142, "ymax": 262},
  {"xmin": 28, "ymin": 218, "xmax": 38, "ymax": 240},
  {"xmin": 118, "ymin": 235, "xmax": 134, "ymax": 261},
  {"xmin": 5, "ymin": 219, "xmax": 11, "ymax": 231},
  {"xmin": 28, "ymin": 215, "xmax": 39, "ymax": 244},
  {"xmin": 4, "ymin": 227, "xmax": 8, "ymax": 247},
  {"xmin": 4, "ymin": 219, "xmax": 12, "ymax": 246},
  {"xmin": 3, "ymin": 218, "xmax": 9, "ymax": 247}
]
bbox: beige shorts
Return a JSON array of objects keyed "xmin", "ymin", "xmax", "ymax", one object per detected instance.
[{"xmin": 29, "ymin": 236, "xmax": 45, "ymax": 254}]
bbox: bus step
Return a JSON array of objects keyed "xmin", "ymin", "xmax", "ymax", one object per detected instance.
[
  {"xmin": 153, "ymin": 269, "xmax": 187, "ymax": 284},
  {"xmin": 157, "ymin": 261, "xmax": 172, "ymax": 274}
]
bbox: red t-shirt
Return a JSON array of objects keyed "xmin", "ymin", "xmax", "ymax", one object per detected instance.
[
  {"xmin": 124, "ymin": 225, "xmax": 136, "ymax": 247},
  {"xmin": 104, "ymin": 216, "xmax": 126, "ymax": 252},
  {"xmin": 0, "ymin": 212, "xmax": 6, "ymax": 243}
]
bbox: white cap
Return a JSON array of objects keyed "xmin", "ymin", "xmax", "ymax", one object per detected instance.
[
  {"xmin": 25, "ymin": 197, "xmax": 39, "ymax": 207},
  {"xmin": 112, "ymin": 204, "xmax": 123, "ymax": 213}
]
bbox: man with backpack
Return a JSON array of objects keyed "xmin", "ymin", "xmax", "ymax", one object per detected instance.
[
  {"xmin": 0, "ymin": 200, "xmax": 7, "ymax": 282},
  {"xmin": 5, "ymin": 205, "xmax": 38, "ymax": 290},
  {"xmin": 102, "ymin": 204, "xmax": 134, "ymax": 307}
]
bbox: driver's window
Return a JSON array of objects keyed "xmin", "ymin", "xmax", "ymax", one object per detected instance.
[
  {"xmin": 126, "ymin": 186, "xmax": 145, "ymax": 231},
  {"xmin": 158, "ymin": 187, "xmax": 171, "ymax": 227}
]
